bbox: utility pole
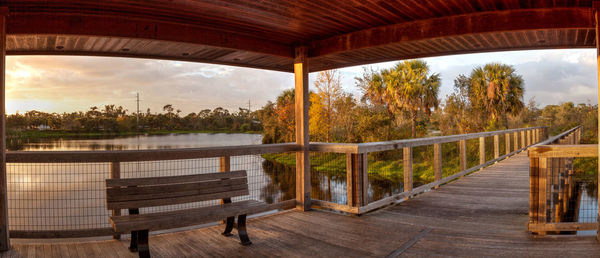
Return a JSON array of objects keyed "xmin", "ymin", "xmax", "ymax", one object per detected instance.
[
  {"xmin": 136, "ymin": 93, "xmax": 140, "ymax": 130},
  {"xmin": 248, "ymin": 100, "xmax": 251, "ymax": 113}
]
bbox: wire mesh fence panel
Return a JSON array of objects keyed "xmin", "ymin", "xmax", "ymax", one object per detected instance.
[
  {"xmin": 442, "ymin": 142, "xmax": 460, "ymax": 177},
  {"xmin": 485, "ymin": 136, "xmax": 494, "ymax": 162},
  {"xmin": 413, "ymin": 145, "xmax": 434, "ymax": 187},
  {"xmin": 7, "ymin": 162, "xmax": 111, "ymax": 231},
  {"xmin": 466, "ymin": 139, "xmax": 479, "ymax": 169},
  {"xmin": 310, "ymin": 152, "xmax": 347, "ymax": 204},
  {"xmin": 367, "ymin": 149, "xmax": 403, "ymax": 203},
  {"xmin": 572, "ymin": 157, "xmax": 598, "ymax": 235}
]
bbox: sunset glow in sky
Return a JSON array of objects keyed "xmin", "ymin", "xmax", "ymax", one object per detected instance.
[{"xmin": 6, "ymin": 48, "xmax": 598, "ymax": 115}]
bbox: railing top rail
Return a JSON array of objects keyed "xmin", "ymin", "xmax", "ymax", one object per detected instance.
[
  {"xmin": 311, "ymin": 126, "xmax": 547, "ymax": 153},
  {"xmin": 6, "ymin": 142, "xmax": 300, "ymax": 163},
  {"xmin": 531, "ymin": 125, "xmax": 581, "ymax": 147},
  {"xmin": 528, "ymin": 144, "xmax": 596, "ymax": 158}
]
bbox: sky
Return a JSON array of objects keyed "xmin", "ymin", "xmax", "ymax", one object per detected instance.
[{"xmin": 6, "ymin": 48, "xmax": 598, "ymax": 115}]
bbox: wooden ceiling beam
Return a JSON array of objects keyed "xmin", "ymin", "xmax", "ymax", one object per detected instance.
[
  {"xmin": 6, "ymin": 13, "xmax": 294, "ymax": 58},
  {"xmin": 309, "ymin": 8, "xmax": 593, "ymax": 58}
]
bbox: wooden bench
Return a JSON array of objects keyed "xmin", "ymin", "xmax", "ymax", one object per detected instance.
[{"xmin": 105, "ymin": 170, "xmax": 267, "ymax": 258}]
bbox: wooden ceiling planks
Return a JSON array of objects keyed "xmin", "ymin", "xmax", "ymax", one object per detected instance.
[{"xmin": 1, "ymin": 0, "xmax": 597, "ymax": 72}]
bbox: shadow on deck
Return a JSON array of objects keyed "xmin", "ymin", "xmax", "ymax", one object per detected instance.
[{"xmin": 4, "ymin": 152, "xmax": 599, "ymax": 257}]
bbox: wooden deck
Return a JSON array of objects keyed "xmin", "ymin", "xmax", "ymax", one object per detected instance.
[{"xmin": 4, "ymin": 152, "xmax": 600, "ymax": 257}]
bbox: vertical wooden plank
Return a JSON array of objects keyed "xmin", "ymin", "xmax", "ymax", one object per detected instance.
[
  {"xmin": 479, "ymin": 137, "xmax": 485, "ymax": 165},
  {"xmin": 493, "ymin": 135, "xmax": 499, "ymax": 159},
  {"xmin": 505, "ymin": 133, "xmax": 511, "ymax": 155},
  {"xmin": 529, "ymin": 157, "xmax": 539, "ymax": 225},
  {"xmin": 513, "ymin": 132, "xmax": 519, "ymax": 152},
  {"xmin": 352, "ymin": 154, "xmax": 363, "ymax": 206},
  {"xmin": 526, "ymin": 130, "xmax": 531, "ymax": 146},
  {"xmin": 538, "ymin": 157, "xmax": 548, "ymax": 235},
  {"xmin": 0, "ymin": 10, "xmax": 9, "ymax": 251},
  {"xmin": 219, "ymin": 156, "xmax": 230, "ymax": 205},
  {"xmin": 459, "ymin": 140, "xmax": 466, "ymax": 171},
  {"xmin": 433, "ymin": 143, "xmax": 442, "ymax": 189},
  {"xmin": 346, "ymin": 153, "xmax": 354, "ymax": 207},
  {"xmin": 110, "ymin": 162, "xmax": 121, "ymax": 240},
  {"xmin": 403, "ymin": 147, "xmax": 413, "ymax": 193},
  {"xmin": 521, "ymin": 131, "xmax": 526, "ymax": 149},
  {"xmin": 596, "ymin": 6, "xmax": 600, "ymax": 240},
  {"xmin": 294, "ymin": 46, "xmax": 310, "ymax": 211}
]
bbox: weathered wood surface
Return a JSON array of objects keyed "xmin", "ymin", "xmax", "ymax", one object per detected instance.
[{"xmin": 4, "ymin": 152, "xmax": 599, "ymax": 257}]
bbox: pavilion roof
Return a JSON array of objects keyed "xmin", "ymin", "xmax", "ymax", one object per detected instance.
[{"xmin": 4, "ymin": 0, "xmax": 596, "ymax": 72}]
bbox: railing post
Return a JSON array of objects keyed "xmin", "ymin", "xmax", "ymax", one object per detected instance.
[
  {"xmin": 346, "ymin": 153, "xmax": 368, "ymax": 207},
  {"xmin": 521, "ymin": 131, "xmax": 526, "ymax": 149},
  {"xmin": 538, "ymin": 157, "xmax": 548, "ymax": 236},
  {"xmin": 0, "ymin": 9, "xmax": 8, "ymax": 251},
  {"xmin": 526, "ymin": 130, "xmax": 531, "ymax": 146},
  {"xmin": 479, "ymin": 137, "xmax": 485, "ymax": 165},
  {"xmin": 493, "ymin": 135, "xmax": 499, "ymax": 159},
  {"xmin": 110, "ymin": 162, "xmax": 121, "ymax": 240},
  {"xmin": 513, "ymin": 132, "xmax": 519, "ymax": 152},
  {"xmin": 505, "ymin": 133, "xmax": 511, "ymax": 155},
  {"xmin": 294, "ymin": 46, "xmax": 311, "ymax": 211},
  {"xmin": 403, "ymin": 147, "xmax": 413, "ymax": 195},
  {"xmin": 459, "ymin": 140, "xmax": 467, "ymax": 172},
  {"xmin": 434, "ymin": 143, "xmax": 442, "ymax": 189},
  {"xmin": 529, "ymin": 156, "xmax": 539, "ymax": 227}
]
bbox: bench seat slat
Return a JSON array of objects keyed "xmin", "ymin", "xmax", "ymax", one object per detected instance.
[
  {"xmin": 106, "ymin": 178, "xmax": 247, "ymax": 202},
  {"xmin": 107, "ymin": 188, "xmax": 249, "ymax": 210},
  {"xmin": 106, "ymin": 170, "xmax": 247, "ymax": 187},
  {"xmin": 109, "ymin": 200, "xmax": 268, "ymax": 233}
]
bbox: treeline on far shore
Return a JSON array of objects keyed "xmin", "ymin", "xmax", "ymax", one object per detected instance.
[{"xmin": 6, "ymin": 104, "xmax": 262, "ymax": 138}]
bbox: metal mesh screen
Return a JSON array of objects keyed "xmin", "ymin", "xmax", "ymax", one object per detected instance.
[
  {"xmin": 7, "ymin": 153, "xmax": 294, "ymax": 232},
  {"xmin": 442, "ymin": 142, "xmax": 460, "ymax": 177},
  {"xmin": 367, "ymin": 149, "xmax": 403, "ymax": 203},
  {"xmin": 413, "ymin": 145, "xmax": 434, "ymax": 187},
  {"xmin": 310, "ymin": 152, "xmax": 347, "ymax": 204}
]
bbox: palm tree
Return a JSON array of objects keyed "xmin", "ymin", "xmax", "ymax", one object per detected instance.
[
  {"xmin": 469, "ymin": 63, "xmax": 524, "ymax": 129},
  {"xmin": 357, "ymin": 68, "xmax": 395, "ymax": 140},
  {"xmin": 383, "ymin": 60, "xmax": 440, "ymax": 138}
]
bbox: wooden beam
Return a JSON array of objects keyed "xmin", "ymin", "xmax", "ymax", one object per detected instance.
[
  {"xmin": 595, "ymin": 1, "xmax": 600, "ymax": 242},
  {"xmin": 403, "ymin": 147, "xmax": 413, "ymax": 194},
  {"xmin": 310, "ymin": 8, "xmax": 593, "ymax": 57},
  {"xmin": 434, "ymin": 143, "xmax": 442, "ymax": 189},
  {"xmin": 294, "ymin": 46, "xmax": 311, "ymax": 211},
  {"xmin": 528, "ymin": 222, "xmax": 598, "ymax": 232},
  {"xmin": 528, "ymin": 144, "xmax": 598, "ymax": 158},
  {"xmin": 0, "ymin": 8, "xmax": 8, "ymax": 251}
]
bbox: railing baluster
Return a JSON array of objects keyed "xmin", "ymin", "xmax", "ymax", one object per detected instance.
[
  {"xmin": 434, "ymin": 143, "xmax": 442, "ymax": 189},
  {"xmin": 493, "ymin": 135, "xmax": 499, "ymax": 159},
  {"xmin": 479, "ymin": 137, "xmax": 485, "ymax": 166},
  {"xmin": 403, "ymin": 147, "xmax": 413, "ymax": 195},
  {"xmin": 459, "ymin": 140, "xmax": 466, "ymax": 172},
  {"xmin": 110, "ymin": 161, "xmax": 121, "ymax": 240},
  {"xmin": 538, "ymin": 157, "xmax": 548, "ymax": 236},
  {"xmin": 514, "ymin": 132, "xmax": 519, "ymax": 152},
  {"xmin": 505, "ymin": 133, "xmax": 511, "ymax": 155},
  {"xmin": 521, "ymin": 131, "xmax": 526, "ymax": 149}
]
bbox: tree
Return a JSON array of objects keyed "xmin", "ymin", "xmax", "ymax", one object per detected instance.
[
  {"xmin": 469, "ymin": 63, "xmax": 524, "ymax": 130},
  {"xmin": 357, "ymin": 67, "xmax": 395, "ymax": 140},
  {"xmin": 313, "ymin": 70, "xmax": 343, "ymax": 142}
]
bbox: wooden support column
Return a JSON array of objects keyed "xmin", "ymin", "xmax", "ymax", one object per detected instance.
[
  {"xmin": 529, "ymin": 157, "xmax": 539, "ymax": 225},
  {"xmin": 110, "ymin": 162, "xmax": 121, "ymax": 240},
  {"xmin": 596, "ymin": 4, "xmax": 600, "ymax": 240},
  {"xmin": 505, "ymin": 133, "xmax": 511, "ymax": 155},
  {"xmin": 0, "ymin": 8, "xmax": 8, "ymax": 251},
  {"xmin": 493, "ymin": 135, "xmax": 499, "ymax": 159},
  {"xmin": 513, "ymin": 132, "xmax": 519, "ymax": 152},
  {"xmin": 346, "ymin": 153, "xmax": 368, "ymax": 206},
  {"xmin": 403, "ymin": 147, "xmax": 413, "ymax": 194},
  {"xmin": 459, "ymin": 140, "xmax": 466, "ymax": 172},
  {"xmin": 538, "ymin": 157, "xmax": 548, "ymax": 236},
  {"xmin": 433, "ymin": 143, "xmax": 442, "ymax": 189},
  {"xmin": 479, "ymin": 137, "xmax": 485, "ymax": 165},
  {"xmin": 294, "ymin": 46, "xmax": 310, "ymax": 211}
]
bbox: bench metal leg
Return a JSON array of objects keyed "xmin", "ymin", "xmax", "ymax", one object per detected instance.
[
  {"xmin": 237, "ymin": 214, "xmax": 252, "ymax": 246},
  {"xmin": 128, "ymin": 208, "xmax": 140, "ymax": 252},
  {"xmin": 137, "ymin": 229, "xmax": 150, "ymax": 258},
  {"xmin": 222, "ymin": 216, "xmax": 235, "ymax": 236}
]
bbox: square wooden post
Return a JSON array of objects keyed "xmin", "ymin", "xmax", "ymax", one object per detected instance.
[
  {"xmin": 493, "ymin": 135, "xmax": 499, "ymax": 159},
  {"xmin": 110, "ymin": 162, "xmax": 121, "ymax": 239},
  {"xmin": 403, "ymin": 147, "xmax": 413, "ymax": 194},
  {"xmin": 513, "ymin": 132, "xmax": 519, "ymax": 152},
  {"xmin": 346, "ymin": 153, "xmax": 368, "ymax": 207},
  {"xmin": 526, "ymin": 130, "xmax": 531, "ymax": 146},
  {"xmin": 294, "ymin": 46, "xmax": 311, "ymax": 211},
  {"xmin": 433, "ymin": 143, "xmax": 442, "ymax": 189},
  {"xmin": 459, "ymin": 140, "xmax": 467, "ymax": 172},
  {"xmin": 0, "ymin": 8, "xmax": 8, "ymax": 251},
  {"xmin": 479, "ymin": 137, "xmax": 485, "ymax": 165},
  {"xmin": 505, "ymin": 133, "xmax": 511, "ymax": 155},
  {"xmin": 521, "ymin": 131, "xmax": 526, "ymax": 149},
  {"xmin": 596, "ymin": 5, "xmax": 600, "ymax": 240}
]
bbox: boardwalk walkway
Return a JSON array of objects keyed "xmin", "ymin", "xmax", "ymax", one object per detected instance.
[{"xmin": 4, "ymin": 152, "xmax": 600, "ymax": 257}]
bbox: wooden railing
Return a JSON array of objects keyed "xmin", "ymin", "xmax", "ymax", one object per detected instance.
[
  {"xmin": 527, "ymin": 126, "xmax": 599, "ymax": 237},
  {"xmin": 310, "ymin": 126, "xmax": 548, "ymax": 214}
]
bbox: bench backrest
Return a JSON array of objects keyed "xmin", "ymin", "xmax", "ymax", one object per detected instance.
[{"xmin": 106, "ymin": 170, "xmax": 249, "ymax": 210}]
